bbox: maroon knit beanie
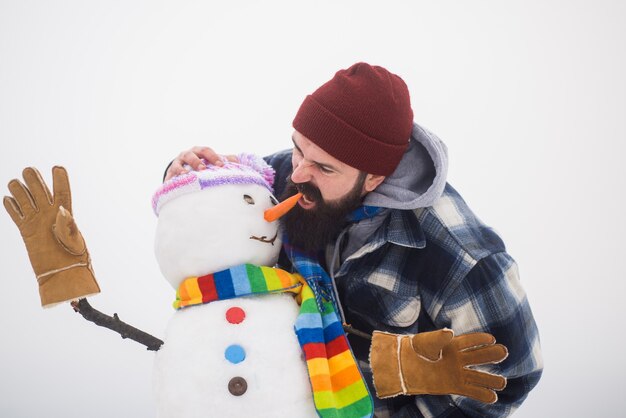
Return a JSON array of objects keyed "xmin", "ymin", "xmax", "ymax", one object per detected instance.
[{"xmin": 293, "ymin": 62, "xmax": 413, "ymax": 176}]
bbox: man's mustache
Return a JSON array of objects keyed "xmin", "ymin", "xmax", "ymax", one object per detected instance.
[{"xmin": 287, "ymin": 177, "xmax": 322, "ymax": 203}]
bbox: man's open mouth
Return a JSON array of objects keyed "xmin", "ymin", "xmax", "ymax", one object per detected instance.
[{"xmin": 249, "ymin": 231, "xmax": 278, "ymax": 246}]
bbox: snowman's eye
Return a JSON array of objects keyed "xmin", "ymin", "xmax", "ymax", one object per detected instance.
[
  {"xmin": 243, "ymin": 194, "xmax": 255, "ymax": 205},
  {"xmin": 270, "ymin": 196, "xmax": 278, "ymax": 206}
]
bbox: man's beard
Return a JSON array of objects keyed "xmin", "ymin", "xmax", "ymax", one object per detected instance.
[{"xmin": 280, "ymin": 173, "xmax": 366, "ymax": 253}]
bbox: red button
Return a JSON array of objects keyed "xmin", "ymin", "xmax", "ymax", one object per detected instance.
[{"xmin": 226, "ymin": 307, "xmax": 246, "ymax": 324}]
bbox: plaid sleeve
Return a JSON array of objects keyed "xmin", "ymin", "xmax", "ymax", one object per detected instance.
[{"xmin": 395, "ymin": 252, "xmax": 543, "ymax": 418}]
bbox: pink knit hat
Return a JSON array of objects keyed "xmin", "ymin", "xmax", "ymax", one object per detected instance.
[
  {"xmin": 293, "ymin": 62, "xmax": 413, "ymax": 176},
  {"xmin": 152, "ymin": 154, "xmax": 275, "ymax": 216}
]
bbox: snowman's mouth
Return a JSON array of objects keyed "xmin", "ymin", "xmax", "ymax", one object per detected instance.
[{"xmin": 249, "ymin": 231, "xmax": 278, "ymax": 246}]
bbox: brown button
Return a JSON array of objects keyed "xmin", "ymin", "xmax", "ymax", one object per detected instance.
[{"xmin": 228, "ymin": 376, "xmax": 248, "ymax": 396}]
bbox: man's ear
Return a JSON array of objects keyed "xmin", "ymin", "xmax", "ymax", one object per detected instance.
[{"xmin": 363, "ymin": 174, "xmax": 385, "ymax": 193}]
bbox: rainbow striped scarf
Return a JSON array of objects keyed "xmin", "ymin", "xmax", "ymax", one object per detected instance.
[
  {"xmin": 174, "ymin": 264, "xmax": 373, "ymax": 418},
  {"xmin": 174, "ymin": 264, "xmax": 301, "ymax": 309}
]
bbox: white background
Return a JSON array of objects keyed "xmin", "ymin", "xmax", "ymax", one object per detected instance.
[{"xmin": 1, "ymin": 1, "xmax": 624, "ymax": 417}]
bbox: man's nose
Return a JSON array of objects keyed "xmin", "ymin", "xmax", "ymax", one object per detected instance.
[{"xmin": 291, "ymin": 159, "xmax": 314, "ymax": 183}]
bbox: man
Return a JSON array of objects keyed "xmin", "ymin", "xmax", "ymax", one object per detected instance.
[{"xmin": 165, "ymin": 63, "xmax": 542, "ymax": 417}]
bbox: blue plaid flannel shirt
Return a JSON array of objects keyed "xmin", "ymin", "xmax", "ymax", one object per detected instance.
[{"xmin": 266, "ymin": 150, "xmax": 543, "ymax": 418}]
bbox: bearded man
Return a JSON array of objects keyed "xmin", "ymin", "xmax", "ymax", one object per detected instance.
[{"xmin": 164, "ymin": 62, "xmax": 543, "ymax": 417}]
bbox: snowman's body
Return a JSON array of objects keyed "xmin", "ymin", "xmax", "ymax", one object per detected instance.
[
  {"xmin": 154, "ymin": 294, "xmax": 316, "ymax": 418},
  {"xmin": 152, "ymin": 175, "xmax": 317, "ymax": 418}
]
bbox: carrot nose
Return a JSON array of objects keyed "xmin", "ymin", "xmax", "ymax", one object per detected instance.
[{"xmin": 264, "ymin": 193, "xmax": 303, "ymax": 222}]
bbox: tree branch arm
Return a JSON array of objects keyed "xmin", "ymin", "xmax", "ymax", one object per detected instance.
[{"xmin": 70, "ymin": 298, "xmax": 164, "ymax": 351}]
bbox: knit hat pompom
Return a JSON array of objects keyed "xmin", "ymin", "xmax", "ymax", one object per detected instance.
[
  {"xmin": 293, "ymin": 62, "xmax": 413, "ymax": 176},
  {"xmin": 152, "ymin": 153, "xmax": 275, "ymax": 216}
]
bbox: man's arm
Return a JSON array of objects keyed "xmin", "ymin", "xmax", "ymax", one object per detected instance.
[{"xmin": 398, "ymin": 252, "xmax": 543, "ymax": 417}]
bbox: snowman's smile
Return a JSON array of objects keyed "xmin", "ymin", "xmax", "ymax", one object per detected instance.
[{"xmin": 249, "ymin": 231, "xmax": 278, "ymax": 246}]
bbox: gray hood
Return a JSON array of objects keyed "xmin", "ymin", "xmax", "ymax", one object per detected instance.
[{"xmin": 364, "ymin": 123, "xmax": 448, "ymax": 210}]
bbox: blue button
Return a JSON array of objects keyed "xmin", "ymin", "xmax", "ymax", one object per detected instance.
[{"xmin": 225, "ymin": 344, "xmax": 246, "ymax": 364}]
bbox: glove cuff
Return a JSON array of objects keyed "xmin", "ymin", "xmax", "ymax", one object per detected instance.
[
  {"xmin": 38, "ymin": 263, "xmax": 100, "ymax": 307},
  {"xmin": 370, "ymin": 331, "xmax": 408, "ymax": 399}
]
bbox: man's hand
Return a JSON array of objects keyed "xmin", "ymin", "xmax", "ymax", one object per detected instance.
[
  {"xmin": 164, "ymin": 146, "xmax": 239, "ymax": 182},
  {"xmin": 3, "ymin": 167, "xmax": 100, "ymax": 307},
  {"xmin": 370, "ymin": 329, "xmax": 508, "ymax": 404}
]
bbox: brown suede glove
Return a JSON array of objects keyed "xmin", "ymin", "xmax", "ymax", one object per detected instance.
[
  {"xmin": 370, "ymin": 329, "xmax": 508, "ymax": 404},
  {"xmin": 3, "ymin": 167, "xmax": 100, "ymax": 307}
]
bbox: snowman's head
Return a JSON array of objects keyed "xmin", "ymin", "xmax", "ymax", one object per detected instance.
[{"xmin": 152, "ymin": 155, "xmax": 283, "ymax": 289}]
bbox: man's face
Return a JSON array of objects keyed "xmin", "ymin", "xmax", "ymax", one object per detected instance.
[
  {"xmin": 279, "ymin": 131, "xmax": 383, "ymax": 252},
  {"xmin": 290, "ymin": 131, "xmax": 366, "ymax": 207}
]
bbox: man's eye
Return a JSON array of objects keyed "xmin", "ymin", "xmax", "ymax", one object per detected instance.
[
  {"xmin": 319, "ymin": 166, "xmax": 333, "ymax": 174},
  {"xmin": 243, "ymin": 195, "xmax": 255, "ymax": 205},
  {"xmin": 270, "ymin": 196, "xmax": 278, "ymax": 205}
]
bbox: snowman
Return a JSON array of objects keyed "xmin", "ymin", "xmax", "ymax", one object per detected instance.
[
  {"xmin": 150, "ymin": 154, "xmax": 319, "ymax": 418},
  {"xmin": 3, "ymin": 158, "xmax": 374, "ymax": 418}
]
